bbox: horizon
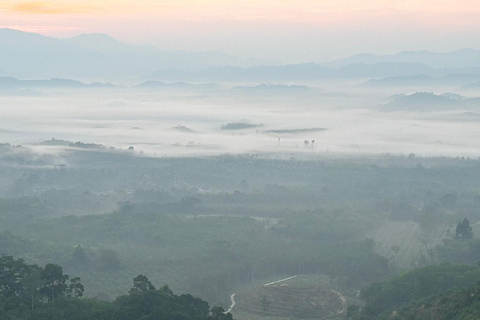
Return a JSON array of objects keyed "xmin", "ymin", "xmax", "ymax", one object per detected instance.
[
  {"xmin": 1, "ymin": 26, "xmax": 480, "ymax": 66},
  {"xmin": 2, "ymin": 1, "xmax": 480, "ymax": 63}
]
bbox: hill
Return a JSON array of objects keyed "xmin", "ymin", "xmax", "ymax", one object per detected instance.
[
  {"xmin": 348, "ymin": 264, "xmax": 480, "ymax": 320},
  {"xmin": 365, "ymin": 73, "xmax": 480, "ymax": 87},
  {"xmin": 0, "ymin": 28, "xmax": 256, "ymax": 80},
  {"xmin": 326, "ymin": 49, "xmax": 480, "ymax": 69},
  {"xmin": 381, "ymin": 92, "xmax": 461, "ymax": 111},
  {"xmin": 0, "ymin": 77, "xmax": 115, "ymax": 88},
  {"xmin": 148, "ymin": 62, "xmax": 445, "ymax": 82},
  {"xmin": 383, "ymin": 283, "xmax": 480, "ymax": 320}
]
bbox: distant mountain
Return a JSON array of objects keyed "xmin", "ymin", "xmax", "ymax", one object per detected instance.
[
  {"xmin": 148, "ymin": 62, "xmax": 446, "ymax": 82},
  {"xmin": 384, "ymin": 93, "xmax": 407, "ymax": 102},
  {"xmin": 148, "ymin": 63, "xmax": 332, "ymax": 82},
  {"xmin": 0, "ymin": 77, "xmax": 115, "ymax": 88},
  {"xmin": 335, "ymin": 62, "xmax": 435, "ymax": 78},
  {"xmin": 232, "ymin": 83, "xmax": 314, "ymax": 91},
  {"xmin": 365, "ymin": 73, "xmax": 480, "ymax": 87},
  {"xmin": 382, "ymin": 92, "xmax": 461, "ymax": 111},
  {"xmin": 440, "ymin": 92, "xmax": 465, "ymax": 100},
  {"xmin": 134, "ymin": 81, "xmax": 194, "ymax": 89},
  {"xmin": 462, "ymin": 81, "xmax": 480, "ymax": 89},
  {"xmin": 383, "ymin": 92, "xmax": 480, "ymax": 112},
  {"xmin": 5, "ymin": 28, "xmax": 480, "ymax": 83},
  {"xmin": 0, "ymin": 28, "xmax": 260, "ymax": 80},
  {"xmin": 366, "ymin": 75, "xmax": 434, "ymax": 87},
  {"xmin": 326, "ymin": 48, "xmax": 480, "ymax": 69}
]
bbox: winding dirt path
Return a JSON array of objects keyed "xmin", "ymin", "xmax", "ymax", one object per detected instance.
[
  {"xmin": 225, "ymin": 294, "xmax": 236, "ymax": 313},
  {"xmin": 225, "ymin": 276, "xmax": 299, "ymax": 314},
  {"xmin": 329, "ymin": 290, "xmax": 348, "ymax": 318}
]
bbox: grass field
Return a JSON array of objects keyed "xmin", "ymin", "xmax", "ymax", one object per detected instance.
[{"xmin": 231, "ymin": 275, "xmax": 348, "ymax": 320}]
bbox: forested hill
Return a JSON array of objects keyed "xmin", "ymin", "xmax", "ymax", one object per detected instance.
[
  {"xmin": 352, "ymin": 281, "xmax": 480, "ymax": 320},
  {"xmin": 0, "ymin": 255, "xmax": 233, "ymax": 320},
  {"xmin": 347, "ymin": 264, "xmax": 480, "ymax": 320}
]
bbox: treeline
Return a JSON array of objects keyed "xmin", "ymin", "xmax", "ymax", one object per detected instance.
[
  {"xmin": 379, "ymin": 283, "xmax": 480, "ymax": 320},
  {"xmin": 347, "ymin": 264, "xmax": 480, "ymax": 320},
  {"xmin": 349, "ymin": 281, "xmax": 480, "ymax": 320},
  {"xmin": 0, "ymin": 255, "xmax": 233, "ymax": 320}
]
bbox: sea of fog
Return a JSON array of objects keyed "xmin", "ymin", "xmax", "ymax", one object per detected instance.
[{"xmin": 1, "ymin": 87, "xmax": 480, "ymax": 158}]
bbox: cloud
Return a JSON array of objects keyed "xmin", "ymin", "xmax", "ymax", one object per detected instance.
[{"xmin": 10, "ymin": 2, "xmax": 97, "ymax": 14}]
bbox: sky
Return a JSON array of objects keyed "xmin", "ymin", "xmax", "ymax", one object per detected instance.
[{"xmin": 2, "ymin": 0, "xmax": 480, "ymax": 63}]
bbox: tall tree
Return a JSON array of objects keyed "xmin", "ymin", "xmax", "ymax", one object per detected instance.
[
  {"xmin": 456, "ymin": 218, "xmax": 473, "ymax": 240},
  {"xmin": 129, "ymin": 274, "xmax": 155, "ymax": 294},
  {"xmin": 40, "ymin": 263, "xmax": 69, "ymax": 301},
  {"xmin": 71, "ymin": 245, "xmax": 88, "ymax": 271},
  {"xmin": 67, "ymin": 277, "xmax": 85, "ymax": 298},
  {"xmin": 0, "ymin": 255, "xmax": 31, "ymax": 297}
]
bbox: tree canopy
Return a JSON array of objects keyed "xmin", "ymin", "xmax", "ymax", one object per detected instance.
[{"xmin": 0, "ymin": 255, "xmax": 233, "ymax": 320}]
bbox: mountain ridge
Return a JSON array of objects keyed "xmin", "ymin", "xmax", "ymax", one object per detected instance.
[
  {"xmin": 3, "ymin": 28, "xmax": 480, "ymax": 82},
  {"xmin": 0, "ymin": 28, "xmax": 262, "ymax": 81}
]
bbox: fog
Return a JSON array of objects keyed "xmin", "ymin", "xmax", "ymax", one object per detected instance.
[{"xmin": 2, "ymin": 84, "xmax": 480, "ymax": 158}]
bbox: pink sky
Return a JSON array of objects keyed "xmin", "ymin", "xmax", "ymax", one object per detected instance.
[{"xmin": 2, "ymin": 0, "xmax": 480, "ymax": 62}]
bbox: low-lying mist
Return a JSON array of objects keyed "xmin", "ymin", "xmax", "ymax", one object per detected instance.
[{"xmin": 2, "ymin": 83, "xmax": 480, "ymax": 158}]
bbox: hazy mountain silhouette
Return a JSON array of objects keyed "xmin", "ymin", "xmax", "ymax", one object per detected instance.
[
  {"xmin": 0, "ymin": 77, "xmax": 115, "ymax": 88},
  {"xmin": 365, "ymin": 73, "xmax": 480, "ymax": 87},
  {"xmin": 232, "ymin": 83, "xmax": 314, "ymax": 92},
  {"xmin": 326, "ymin": 49, "xmax": 480, "ymax": 69},
  {"xmin": 4, "ymin": 28, "xmax": 480, "ymax": 83},
  {"xmin": 148, "ymin": 62, "xmax": 443, "ymax": 82},
  {"xmin": 0, "ymin": 28, "xmax": 260, "ymax": 80},
  {"xmin": 148, "ymin": 61, "xmax": 480, "ymax": 83},
  {"xmin": 134, "ymin": 81, "xmax": 195, "ymax": 89},
  {"xmin": 381, "ymin": 92, "xmax": 462, "ymax": 111}
]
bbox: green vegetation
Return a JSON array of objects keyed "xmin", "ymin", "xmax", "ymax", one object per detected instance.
[
  {"xmin": 456, "ymin": 218, "xmax": 473, "ymax": 240},
  {"xmin": 348, "ymin": 264, "xmax": 480, "ymax": 319},
  {"xmin": 0, "ymin": 254, "xmax": 233, "ymax": 320},
  {"xmin": 0, "ymin": 208, "xmax": 390, "ymax": 304},
  {"xmin": 381, "ymin": 282, "xmax": 480, "ymax": 320},
  {"xmin": 3, "ymin": 144, "xmax": 480, "ymax": 317},
  {"xmin": 220, "ymin": 122, "xmax": 263, "ymax": 130}
]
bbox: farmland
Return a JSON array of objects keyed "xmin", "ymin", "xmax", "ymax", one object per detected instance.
[{"xmin": 233, "ymin": 275, "xmax": 347, "ymax": 320}]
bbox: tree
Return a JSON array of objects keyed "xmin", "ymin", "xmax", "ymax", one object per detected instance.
[
  {"xmin": 456, "ymin": 218, "xmax": 473, "ymax": 240},
  {"xmin": 20, "ymin": 264, "xmax": 43, "ymax": 310},
  {"xmin": 129, "ymin": 274, "xmax": 155, "ymax": 294},
  {"xmin": 208, "ymin": 306, "xmax": 233, "ymax": 320},
  {"xmin": 71, "ymin": 245, "xmax": 88, "ymax": 271},
  {"xmin": 40, "ymin": 263, "xmax": 69, "ymax": 301},
  {"xmin": 179, "ymin": 294, "xmax": 210, "ymax": 318},
  {"xmin": 0, "ymin": 255, "xmax": 31, "ymax": 297},
  {"xmin": 67, "ymin": 277, "xmax": 85, "ymax": 298}
]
